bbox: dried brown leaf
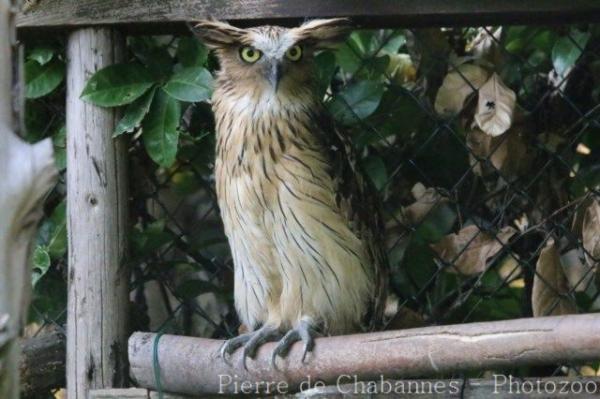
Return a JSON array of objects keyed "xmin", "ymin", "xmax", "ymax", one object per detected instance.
[
  {"xmin": 402, "ymin": 183, "xmax": 446, "ymax": 225},
  {"xmin": 570, "ymin": 196, "xmax": 593, "ymax": 236},
  {"xmin": 432, "ymin": 225, "xmax": 517, "ymax": 275},
  {"xmin": 434, "ymin": 64, "xmax": 489, "ymax": 115},
  {"xmin": 467, "ymin": 127, "xmax": 529, "ymax": 178},
  {"xmin": 467, "ymin": 27, "xmax": 503, "ymax": 63},
  {"xmin": 582, "ymin": 199, "xmax": 600, "ymax": 268},
  {"xmin": 561, "ymin": 248, "xmax": 594, "ymax": 292},
  {"xmin": 497, "ymin": 255, "xmax": 524, "ymax": 288},
  {"xmin": 383, "ymin": 294, "xmax": 426, "ymax": 330},
  {"xmin": 532, "ymin": 240, "xmax": 577, "ymax": 317},
  {"xmin": 385, "ymin": 306, "xmax": 426, "ymax": 330},
  {"xmin": 386, "ymin": 53, "xmax": 417, "ymax": 85},
  {"xmin": 474, "ymin": 73, "xmax": 517, "ymax": 137}
]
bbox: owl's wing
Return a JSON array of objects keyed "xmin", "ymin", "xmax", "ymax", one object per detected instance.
[{"xmin": 311, "ymin": 107, "xmax": 390, "ymax": 331}]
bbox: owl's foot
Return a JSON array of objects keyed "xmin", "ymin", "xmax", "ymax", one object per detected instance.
[
  {"xmin": 219, "ymin": 325, "xmax": 281, "ymax": 369},
  {"xmin": 271, "ymin": 320, "xmax": 316, "ymax": 369}
]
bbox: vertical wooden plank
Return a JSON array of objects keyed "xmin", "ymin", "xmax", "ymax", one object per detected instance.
[
  {"xmin": 66, "ymin": 28, "xmax": 129, "ymax": 399},
  {"xmin": 0, "ymin": 0, "xmax": 58, "ymax": 397}
]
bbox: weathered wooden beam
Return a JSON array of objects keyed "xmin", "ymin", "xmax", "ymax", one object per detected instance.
[
  {"xmin": 130, "ymin": 314, "xmax": 600, "ymax": 396},
  {"xmin": 66, "ymin": 28, "xmax": 129, "ymax": 398},
  {"xmin": 20, "ymin": 330, "xmax": 66, "ymax": 398},
  {"xmin": 17, "ymin": 0, "xmax": 600, "ymax": 35},
  {"xmin": 0, "ymin": 0, "xmax": 57, "ymax": 398}
]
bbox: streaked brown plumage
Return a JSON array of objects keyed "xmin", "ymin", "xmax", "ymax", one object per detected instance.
[{"xmin": 193, "ymin": 18, "xmax": 388, "ymax": 366}]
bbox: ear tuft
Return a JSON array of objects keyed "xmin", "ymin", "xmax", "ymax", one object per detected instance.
[
  {"xmin": 189, "ymin": 19, "xmax": 245, "ymax": 48},
  {"xmin": 292, "ymin": 18, "xmax": 353, "ymax": 49}
]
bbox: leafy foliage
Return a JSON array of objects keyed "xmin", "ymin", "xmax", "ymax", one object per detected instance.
[
  {"xmin": 25, "ymin": 57, "xmax": 64, "ymax": 99},
  {"xmin": 80, "ymin": 63, "xmax": 155, "ymax": 106},
  {"xmin": 80, "ymin": 38, "xmax": 214, "ymax": 168},
  {"xmin": 22, "ymin": 40, "xmax": 68, "ymax": 331}
]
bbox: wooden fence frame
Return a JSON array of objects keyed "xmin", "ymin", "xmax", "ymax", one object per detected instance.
[{"xmin": 8, "ymin": 1, "xmax": 600, "ymax": 397}]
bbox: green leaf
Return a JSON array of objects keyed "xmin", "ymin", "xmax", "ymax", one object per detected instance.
[
  {"xmin": 32, "ymin": 246, "xmax": 51, "ymax": 287},
  {"xmin": 335, "ymin": 33, "xmax": 365, "ymax": 75},
  {"xmin": 171, "ymin": 170, "xmax": 201, "ymax": 194},
  {"xmin": 415, "ymin": 203, "xmax": 457, "ymax": 243},
  {"xmin": 162, "ymin": 67, "xmax": 214, "ymax": 102},
  {"xmin": 357, "ymin": 90, "xmax": 424, "ymax": 147},
  {"xmin": 177, "ymin": 37, "xmax": 208, "ymax": 67},
  {"xmin": 81, "ymin": 63, "xmax": 155, "ymax": 107},
  {"xmin": 129, "ymin": 37, "xmax": 174, "ymax": 80},
  {"xmin": 24, "ymin": 100, "xmax": 51, "ymax": 142},
  {"xmin": 552, "ymin": 30, "xmax": 590, "ymax": 77},
  {"xmin": 142, "ymin": 89, "xmax": 181, "ymax": 167},
  {"xmin": 356, "ymin": 54, "xmax": 389, "ymax": 80},
  {"xmin": 362, "ymin": 155, "xmax": 387, "ymax": 190},
  {"xmin": 114, "ymin": 86, "xmax": 156, "ymax": 137},
  {"xmin": 131, "ymin": 219, "xmax": 174, "ymax": 255},
  {"xmin": 30, "ymin": 271, "xmax": 67, "ymax": 324},
  {"xmin": 336, "ymin": 31, "xmax": 394, "ymax": 76},
  {"xmin": 52, "ymin": 125, "xmax": 67, "ymax": 171},
  {"xmin": 380, "ymin": 31, "xmax": 406, "ymax": 54},
  {"xmin": 329, "ymin": 81, "xmax": 384, "ymax": 124},
  {"xmin": 25, "ymin": 58, "xmax": 65, "ymax": 99},
  {"xmin": 145, "ymin": 48, "xmax": 174, "ymax": 80},
  {"xmin": 28, "ymin": 46, "xmax": 55, "ymax": 65},
  {"xmin": 47, "ymin": 200, "xmax": 67, "ymax": 259},
  {"xmin": 315, "ymin": 51, "xmax": 336, "ymax": 99}
]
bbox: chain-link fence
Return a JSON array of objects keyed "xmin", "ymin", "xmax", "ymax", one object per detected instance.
[
  {"xmin": 25, "ymin": 23, "xmax": 600, "ymax": 397},
  {"xmin": 129, "ymin": 23, "xmax": 600, "ymax": 377}
]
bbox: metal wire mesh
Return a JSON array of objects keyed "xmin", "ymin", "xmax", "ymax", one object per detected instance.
[
  {"xmin": 25, "ymin": 23, "xmax": 600, "ymax": 395},
  {"xmin": 127, "ymin": 24, "xmax": 600, "ymax": 380}
]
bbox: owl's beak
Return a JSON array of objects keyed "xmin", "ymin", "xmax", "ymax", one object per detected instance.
[{"xmin": 268, "ymin": 61, "xmax": 283, "ymax": 91}]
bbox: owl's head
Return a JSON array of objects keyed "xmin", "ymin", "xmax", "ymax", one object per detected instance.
[{"xmin": 192, "ymin": 18, "xmax": 351, "ymax": 95}]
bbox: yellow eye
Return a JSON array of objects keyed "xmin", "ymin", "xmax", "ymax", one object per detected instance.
[
  {"xmin": 285, "ymin": 45, "xmax": 303, "ymax": 62},
  {"xmin": 239, "ymin": 46, "xmax": 262, "ymax": 63}
]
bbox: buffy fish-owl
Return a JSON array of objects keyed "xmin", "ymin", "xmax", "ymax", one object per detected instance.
[{"xmin": 193, "ymin": 18, "xmax": 389, "ymax": 368}]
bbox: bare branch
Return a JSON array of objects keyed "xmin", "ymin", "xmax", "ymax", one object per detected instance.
[{"xmin": 130, "ymin": 313, "xmax": 600, "ymax": 396}]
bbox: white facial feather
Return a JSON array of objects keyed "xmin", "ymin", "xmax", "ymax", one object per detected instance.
[{"xmin": 249, "ymin": 31, "xmax": 296, "ymax": 59}]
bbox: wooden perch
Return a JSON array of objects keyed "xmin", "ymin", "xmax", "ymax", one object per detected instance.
[
  {"xmin": 20, "ymin": 330, "xmax": 66, "ymax": 398},
  {"xmin": 130, "ymin": 313, "xmax": 600, "ymax": 396}
]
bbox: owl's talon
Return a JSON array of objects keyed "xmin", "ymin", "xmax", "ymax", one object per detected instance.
[
  {"xmin": 239, "ymin": 325, "xmax": 281, "ymax": 370},
  {"xmin": 271, "ymin": 321, "xmax": 316, "ymax": 369},
  {"xmin": 220, "ymin": 333, "xmax": 253, "ymax": 365}
]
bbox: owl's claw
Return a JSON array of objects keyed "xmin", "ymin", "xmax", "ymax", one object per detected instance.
[
  {"xmin": 240, "ymin": 325, "xmax": 281, "ymax": 370},
  {"xmin": 219, "ymin": 333, "xmax": 253, "ymax": 366},
  {"xmin": 219, "ymin": 326, "xmax": 281, "ymax": 369},
  {"xmin": 270, "ymin": 320, "xmax": 316, "ymax": 370}
]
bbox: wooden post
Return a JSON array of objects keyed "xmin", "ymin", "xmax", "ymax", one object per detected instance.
[
  {"xmin": 0, "ymin": 0, "xmax": 58, "ymax": 397},
  {"xmin": 130, "ymin": 314, "xmax": 600, "ymax": 396},
  {"xmin": 66, "ymin": 28, "xmax": 129, "ymax": 398}
]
